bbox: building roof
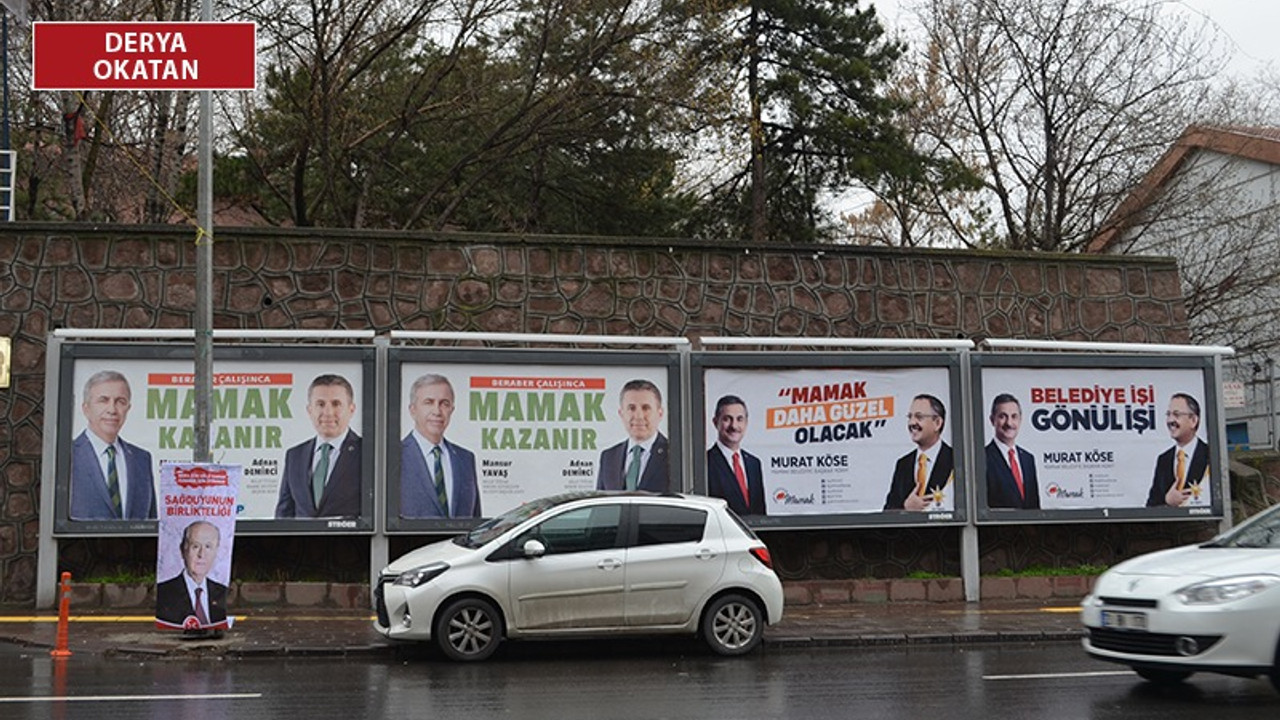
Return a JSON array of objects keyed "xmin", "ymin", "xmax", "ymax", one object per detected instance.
[{"xmin": 1087, "ymin": 125, "xmax": 1280, "ymax": 253}]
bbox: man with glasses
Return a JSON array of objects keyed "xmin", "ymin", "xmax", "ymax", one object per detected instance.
[
  {"xmin": 1146, "ymin": 392, "xmax": 1209, "ymax": 507},
  {"xmin": 884, "ymin": 394, "xmax": 954, "ymax": 511}
]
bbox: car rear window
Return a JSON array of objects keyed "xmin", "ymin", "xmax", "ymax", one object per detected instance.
[{"xmin": 635, "ymin": 505, "xmax": 706, "ymax": 546}]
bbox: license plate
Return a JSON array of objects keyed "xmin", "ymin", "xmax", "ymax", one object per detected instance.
[{"xmin": 1101, "ymin": 610, "xmax": 1148, "ymax": 630}]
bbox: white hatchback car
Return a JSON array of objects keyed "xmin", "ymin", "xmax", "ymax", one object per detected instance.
[
  {"xmin": 374, "ymin": 492, "xmax": 785, "ymax": 661},
  {"xmin": 1081, "ymin": 502, "xmax": 1280, "ymax": 690}
]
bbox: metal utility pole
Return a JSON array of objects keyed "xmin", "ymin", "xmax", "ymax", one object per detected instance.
[{"xmin": 194, "ymin": 0, "xmax": 213, "ymax": 463}]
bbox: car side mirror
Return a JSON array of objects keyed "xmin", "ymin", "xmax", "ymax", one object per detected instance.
[{"xmin": 522, "ymin": 539, "xmax": 546, "ymax": 558}]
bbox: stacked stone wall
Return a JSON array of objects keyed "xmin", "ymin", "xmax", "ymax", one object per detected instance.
[{"xmin": 0, "ymin": 224, "xmax": 1195, "ymax": 603}]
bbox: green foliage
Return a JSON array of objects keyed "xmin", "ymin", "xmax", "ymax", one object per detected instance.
[
  {"xmin": 80, "ymin": 568, "xmax": 156, "ymax": 585},
  {"xmin": 685, "ymin": 0, "xmax": 952, "ymax": 243},
  {"xmin": 988, "ymin": 564, "xmax": 1108, "ymax": 577},
  {"xmin": 904, "ymin": 570, "xmax": 948, "ymax": 579}
]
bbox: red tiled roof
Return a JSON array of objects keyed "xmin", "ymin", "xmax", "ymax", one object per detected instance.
[{"xmin": 1087, "ymin": 125, "xmax": 1280, "ymax": 253}]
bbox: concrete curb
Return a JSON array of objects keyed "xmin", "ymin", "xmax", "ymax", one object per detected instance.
[{"xmin": 61, "ymin": 577, "xmax": 1096, "ymax": 612}]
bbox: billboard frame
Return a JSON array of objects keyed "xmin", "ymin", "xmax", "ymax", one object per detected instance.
[
  {"xmin": 970, "ymin": 351, "xmax": 1227, "ymax": 524},
  {"xmin": 691, "ymin": 347, "xmax": 970, "ymax": 530},
  {"xmin": 384, "ymin": 345, "xmax": 686, "ymax": 534},
  {"xmin": 48, "ymin": 339, "xmax": 379, "ymax": 536}
]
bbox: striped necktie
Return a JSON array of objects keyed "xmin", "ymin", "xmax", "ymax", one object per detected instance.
[
  {"xmin": 432, "ymin": 445, "xmax": 449, "ymax": 515},
  {"xmin": 105, "ymin": 445, "xmax": 122, "ymax": 517}
]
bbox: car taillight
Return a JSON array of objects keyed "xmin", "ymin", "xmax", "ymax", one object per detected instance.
[{"xmin": 749, "ymin": 546, "xmax": 773, "ymax": 569}]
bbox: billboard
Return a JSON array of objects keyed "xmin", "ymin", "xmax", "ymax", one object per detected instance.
[
  {"xmin": 973, "ymin": 354, "xmax": 1223, "ymax": 522},
  {"xmin": 52, "ymin": 343, "xmax": 376, "ymax": 534},
  {"xmin": 692, "ymin": 352, "xmax": 967, "ymax": 528},
  {"xmin": 386, "ymin": 347, "xmax": 684, "ymax": 532},
  {"xmin": 155, "ymin": 463, "xmax": 239, "ymax": 631}
]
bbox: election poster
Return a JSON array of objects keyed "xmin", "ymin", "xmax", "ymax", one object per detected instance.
[
  {"xmin": 57, "ymin": 346, "xmax": 374, "ymax": 529},
  {"xmin": 700, "ymin": 365, "xmax": 960, "ymax": 520},
  {"xmin": 155, "ymin": 463, "xmax": 239, "ymax": 631},
  {"xmin": 390, "ymin": 355, "xmax": 679, "ymax": 525},
  {"xmin": 977, "ymin": 364, "xmax": 1216, "ymax": 515}
]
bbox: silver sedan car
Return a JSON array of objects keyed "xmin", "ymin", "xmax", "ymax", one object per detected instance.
[
  {"xmin": 1082, "ymin": 502, "xmax": 1280, "ymax": 691},
  {"xmin": 374, "ymin": 492, "xmax": 785, "ymax": 661}
]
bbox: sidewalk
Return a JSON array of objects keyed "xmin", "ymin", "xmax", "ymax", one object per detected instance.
[{"xmin": 0, "ymin": 599, "xmax": 1084, "ymax": 658}]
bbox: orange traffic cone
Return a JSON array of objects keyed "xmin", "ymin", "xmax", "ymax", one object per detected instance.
[{"xmin": 51, "ymin": 571, "xmax": 73, "ymax": 658}]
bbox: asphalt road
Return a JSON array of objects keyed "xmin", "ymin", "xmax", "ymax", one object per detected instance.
[{"xmin": 1, "ymin": 641, "xmax": 1276, "ymax": 719}]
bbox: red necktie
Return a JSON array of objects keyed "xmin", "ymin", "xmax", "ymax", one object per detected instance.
[
  {"xmin": 194, "ymin": 587, "xmax": 209, "ymax": 625},
  {"xmin": 732, "ymin": 452, "xmax": 749, "ymax": 506},
  {"xmin": 1008, "ymin": 448, "xmax": 1025, "ymax": 500}
]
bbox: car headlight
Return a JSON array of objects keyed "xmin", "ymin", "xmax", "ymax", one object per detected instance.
[
  {"xmin": 1175, "ymin": 574, "xmax": 1280, "ymax": 605},
  {"xmin": 392, "ymin": 562, "xmax": 449, "ymax": 588}
]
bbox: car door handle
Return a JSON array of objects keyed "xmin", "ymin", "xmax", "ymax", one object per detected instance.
[
  {"xmin": 597, "ymin": 558, "xmax": 623, "ymax": 571},
  {"xmin": 695, "ymin": 548, "xmax": 717, "ymax": 560}
]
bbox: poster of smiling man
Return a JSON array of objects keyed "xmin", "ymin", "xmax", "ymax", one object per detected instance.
[
  {"xmin": 389, "ymin": 353, "xmax": 679, "ymax": 526},
  {"xmin": 55, "ymin": 344, "xmax": 375, "ymax": 532},
  {"xmin": 976, "ymin": 364, "xmax": 1217, "ymax": 515},
  {"xmin": 701, "ymin": 365, "xmax": 960, "ymax": 519}
]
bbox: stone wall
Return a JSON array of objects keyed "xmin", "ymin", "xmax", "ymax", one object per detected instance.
[{"xmin": 0, "ymin": 223, "xmax": 1194, "ymax": 604}]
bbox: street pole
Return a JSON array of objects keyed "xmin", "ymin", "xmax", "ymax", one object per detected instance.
[{"xmin": 194, "ymin": 0, "xmax": 213, "ymax": 463}]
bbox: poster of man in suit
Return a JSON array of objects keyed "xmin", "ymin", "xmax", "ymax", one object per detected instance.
[
  {"xmin": 392, "ymin": 360, "xmax": 674, "ymax": 522},
  {"xmin": 70, "ymin": 369, "xmax": 157, "ymax": 520},
  {"xmin": 706, "ymin": 395, "xmax": 766, "ymax": 515},
  {"xmin": 702, "ymin": 366, "xmax": 956, "ymax": 516},
  {"xmin": 1146, "ymin": 392, "xmax": 1210, "ymax": 507},
  {"xmin": 60, "ymin": 352, "xmax": 369, "ymax": 526},
  {"xmin": 155, "ymin": 464, "xmax": 239, "ymax": 631},
  {"xmin": 276, "ymin": 374, "xmax": 363, "ymax": 518},
  {"xmin": 984, "ymin": 393, "xmax": 1040, "ymax": 510},
  {"xmin": 979, "ymin": 366, "xmax": 1213, "ymax": 511},
  {"xmin": 595, "ymin": 379, "xmax": 671, "ymax": 493},
  {"xmin": 400, "ymin": 373, "xmax": 481, "ymax": 518}
]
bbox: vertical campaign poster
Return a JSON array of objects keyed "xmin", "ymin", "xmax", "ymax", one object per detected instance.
[
  {"xmin": 976, "ymin": 362, "xmax": 1219, "ymax": 519},
  {"xmin": 389, "ymin": 351, "xmax": 680, "ymax": 528},
  {"xmin": 699, "ymin": 363, "xmax": 962, "ymax": 522},
  {"xmin": 155, "ymin": 463, "xmax": 239, "ymax": 631},
  {"xmin": 56, "ymin": 344, "xmax": 375, "ymax": 532}
]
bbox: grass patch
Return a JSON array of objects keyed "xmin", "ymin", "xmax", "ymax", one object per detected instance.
[
  {"xmin": 904, "ymin": 571, "xmax": 948, "ymax": 580},
  {"xmin": 989, "ymin": 564, "xmax": 1107, "ymax": 577},
  {"xmin": 79, "ymin": 568, "xmax": 156, "ymax": 584}
]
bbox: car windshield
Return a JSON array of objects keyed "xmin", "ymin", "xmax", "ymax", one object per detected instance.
[
  {"xmin": 1205, "ymin": 504, "xmax": 1280, "ymax": 549},
  {"xmin": 453, "ymin": 492, "xmax": 602, "ymax": 548}
]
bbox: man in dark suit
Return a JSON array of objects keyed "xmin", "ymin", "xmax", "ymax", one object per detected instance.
[
  {"xmin": 985, "ymin": 393, "xmax": 1040, "ymax": 509},
  {"xmin": 597, "ymin": 379, "xmax": 670, "ymax": 493},
  {"xmin": 1147, "ymin": 393, "xmax": 1210, "ymax": 507},
  {"xmin": 276, "ymin": 374, "xmax": 363, "ymax": 518},
  {"xmin": 155, "ymin": 520, "xmax": 229, "ymax": 629},
  {"xmin": 401, "ymin": 373, "xmax": 481, "ymax": 518},
  {"xmin": 884, "ymin": 394, "xmax": 954, "ymax": 511},
  {"xmin": 70, "ymin": 370, "xmax": 156, "ymax": 520},
  {"xmin": 706, "ymin": 394, "xmax": 766, "ymax": 515}
]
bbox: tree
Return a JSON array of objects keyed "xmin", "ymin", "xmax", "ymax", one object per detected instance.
[
  {"xmin": 900, "ymin": 0, "xmax": 1223, "ymax": 251},
  {"xmin": 231, "ymin": 0, "xmax": 710, "ymax": 234},
  {"xmin": 11, "ymin": 0, "xmax": 201, "ymax": 221},
  {"xmin": 687, "ymin": 0, "xmax": 956, "ymax": 245}
]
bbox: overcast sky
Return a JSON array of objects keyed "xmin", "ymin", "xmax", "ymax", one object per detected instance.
[{"xmin": 872, "ymin": 0, "xmax": 1278, "ymax": 80}]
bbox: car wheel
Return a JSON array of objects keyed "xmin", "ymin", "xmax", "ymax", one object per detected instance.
[
  {"xmin": 702, "ymin": 594, "xmax": 764, "ymax": 656},
  {"xmin": 1135, "ymin": 667, "xmax": 1191, "ymax": 686},
  {"xmin": 1271, "ymin": 637, "xmax": 1280, "ymax": 693},
  {"xmin": 435, "ymin": 597, "xmax": 502, "ymax": 662}
]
